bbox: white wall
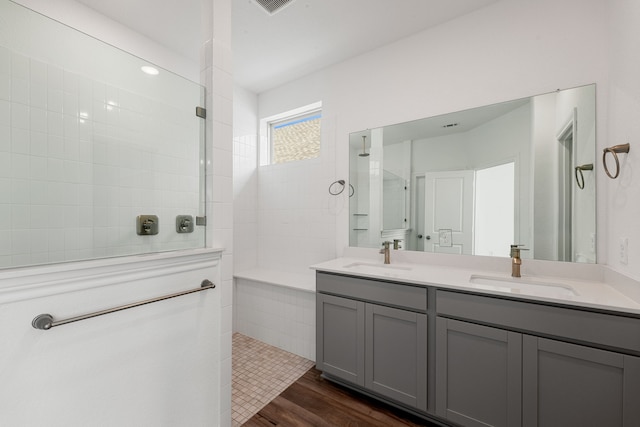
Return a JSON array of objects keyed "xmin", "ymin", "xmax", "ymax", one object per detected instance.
[
  {"xmin": 0, "ymin": 250, "xmax": 221, "ymax": 426},
  {"xmin": 412, "ymin": 134, "xmax": 468, "ymax": 173},
  {"xmin": 607, "ymin": 0, "xmax": 640, "ymax": 279},
  {"xmin": 249, "ymin": 0, "xmax": 610, "ymax": 275}
]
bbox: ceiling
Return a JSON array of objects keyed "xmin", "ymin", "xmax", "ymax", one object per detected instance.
[{"xmin": 74, "ymin": 0, "xmax": 499, "ymax": 93}]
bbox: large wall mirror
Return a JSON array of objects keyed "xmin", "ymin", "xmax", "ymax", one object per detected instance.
[
  {"xmin": 349, "ymin": 84, "xmax": 596, "ymax": 263},
  {"xmin": 0, "ymin": 0, "xmax": 205, "ymax": 269}
]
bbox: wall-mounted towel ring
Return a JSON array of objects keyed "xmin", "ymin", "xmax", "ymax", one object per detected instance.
[
  {"xmin": 328, "ymin": 180, "xmax": 355, "ymax": 196},
  {"xmin": 603, "ymin": 143, "xmax": 630, "ymax": 179},
  {"xmin": 574, "ymin": 164, "xmax": 593, "ymax": 190},
  {"xmin": 329, "ymin": 180, "xmax": 346, "ymax": 195}
]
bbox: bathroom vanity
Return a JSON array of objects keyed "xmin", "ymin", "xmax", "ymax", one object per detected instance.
[{"xmin": 313, "ymin": 256, "xmax": 640, "ymax": 427}]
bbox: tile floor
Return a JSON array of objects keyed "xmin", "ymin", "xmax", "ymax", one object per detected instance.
[{"xmin": 232, "ymin": 333, "xmax": 315, "ymax": 426}]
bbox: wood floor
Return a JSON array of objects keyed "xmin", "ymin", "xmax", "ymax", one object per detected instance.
[{"xmin": 243, "ymin": 368, "xmax": 441, "ymax": 427}]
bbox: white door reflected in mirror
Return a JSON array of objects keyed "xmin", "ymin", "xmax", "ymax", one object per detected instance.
[{"xmin": 424, "ymin": 171, "xmax": 473, "ymax": 255}]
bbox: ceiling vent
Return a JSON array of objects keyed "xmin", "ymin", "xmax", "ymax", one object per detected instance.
[{"xmin": 252, "ymin": 0, "xmax": 295, "ymax": 15}]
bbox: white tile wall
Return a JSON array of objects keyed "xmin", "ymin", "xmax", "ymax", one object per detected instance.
[
  {"xmin": 201, "ymin": 0, "xmax": 234, "ymax": 422},
  {"xmin": 233, "ymin": 133, "xmax": 258, "ymax": 273},
  {"xmin": 0, "ymin": 45, "xmax": 204, "ymax": 268},
  {"xmin": 235, "ymin": 278, "xmax": 316, "ymax": 361},
  {"xmin": 256, "ymin": 159, "xmax": 339, "ymax": 276},
  {"xmin": 231, "ymin": 86, "xmax": 338, "ymax": 368},
  {"xmin": 233, "ymin": 87, "xmax": 340, "ymax": 278}
]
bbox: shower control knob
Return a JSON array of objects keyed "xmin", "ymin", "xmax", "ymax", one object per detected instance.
[
  {"xmin": 136, "ymin": 215, "xmax": 159, "ymax": 235},
  {"xmin": 176, "ymin": 215, "xmax": 194, "ymax": 233}
]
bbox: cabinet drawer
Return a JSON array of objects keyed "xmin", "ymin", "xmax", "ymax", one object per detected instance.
[
  {"xmin": 317, "ymin": 272, "xmax": 427, "ymax": 312},
  {"xmin": 437, "ymin": 290, "xmax": 640, "ymax": 354}
]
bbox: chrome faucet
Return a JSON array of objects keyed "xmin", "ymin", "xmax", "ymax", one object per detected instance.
[
  {"xmin": 510, "ymin": 244, "xmax": 527, "ymax": 277},
  {"xmin": 380, "ymin": 241, "xmax": 391, "ymax": 264}
]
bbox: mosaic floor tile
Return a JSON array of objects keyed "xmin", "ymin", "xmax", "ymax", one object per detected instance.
[{"xmin": 232, "ymin": 333, "xmax": 315, "ymax": 426}]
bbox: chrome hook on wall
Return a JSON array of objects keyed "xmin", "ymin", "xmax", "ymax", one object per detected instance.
[
  {"xmin": 602, "ymin": 143, "xmax": 630, "ymax": 179},
  {"xmin": 574, "ymin": 163, "xmax": 593, "ymax": 190}
]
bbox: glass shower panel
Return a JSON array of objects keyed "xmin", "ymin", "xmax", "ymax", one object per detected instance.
[{"xmin": 0, "ymin": 0, "xmax": 206, "ymax": 268}]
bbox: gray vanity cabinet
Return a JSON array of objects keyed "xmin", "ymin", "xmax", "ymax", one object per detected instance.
[
  {"xmin": 316, "ymin": 272, "xmax": 428, "ymax": 411},
  {"xmin": 435, "ymin": 317, "xmax": 522, "ymax": 427},
  {"xmin": 436, "ymin": 317, "xmax": 640, "ymax": 427},
  {"xmin": 316, "ymin": 292, "xmax": 365, "ymax": 386},
  {"xmin": 522, "ymin": 335, "xmax": 640, "ymax": 427},
  {"xmin": 317, "ymin": 273, "xmax": 640, "ymax": 427},
  {"xmin": 437, "ymin": 290, "xmax": 640, "ymax": 427},
  {"xmin": 365, "ymin": 304, "xmax": 427, "ymax": 410}
]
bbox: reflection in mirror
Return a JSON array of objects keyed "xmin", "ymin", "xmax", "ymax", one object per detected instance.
[
  {"xmin": 0, "ymin": 1, "xmax": 205, "ymax": 269},
  {"xmin": 349, "ymin": 84, "xmax": 596, "ymax": 263},
  {"xmin": 382, "ymin": 170, "xmax": 407, "ymax": 230}
]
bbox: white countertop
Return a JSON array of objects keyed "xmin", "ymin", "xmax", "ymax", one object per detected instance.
[{"xmin": 311, "ymin": 251, "xmax": 640, "ymax": 316}]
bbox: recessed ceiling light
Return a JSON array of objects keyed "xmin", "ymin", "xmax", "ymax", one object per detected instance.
[{"xmin": 141, "ymin": 65, "xmax": 159, "ymax": 76}]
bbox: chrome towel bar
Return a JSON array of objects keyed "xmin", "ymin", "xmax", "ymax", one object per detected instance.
[{"xmin": 32, "ymin": 279, "xmax": 215, "ymax": 330}]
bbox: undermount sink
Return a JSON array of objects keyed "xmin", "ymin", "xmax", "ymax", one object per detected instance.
[
  {"xmin": 343, "ymin": 262, "xmax": 412, "ymax": 272},
  {"xmin": 469, "ymin": 274, "xmax": 579, "ymax": 298}
]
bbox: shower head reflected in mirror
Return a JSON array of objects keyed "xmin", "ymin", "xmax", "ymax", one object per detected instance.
[{"xmin": 359, "ymin": 135, "xmax": 370, "ymax": 157}]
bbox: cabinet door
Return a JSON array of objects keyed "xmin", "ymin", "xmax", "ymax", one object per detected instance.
[
  {"xmin": 523, "ymin": 335, "xmax": 640, "ymax": 427},
  {"xmin": 436, "ymin": 317, "xmax": 522, "ymax": 427},
  {"xmin": 365, "ymin": 304, "xmax": 427, "ymax": 411},
  {"xmin": 316, "ymin": 293, "xmax": 365, "ymax": 386}
]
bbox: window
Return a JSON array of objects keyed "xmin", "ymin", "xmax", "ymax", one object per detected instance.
[{"xmin": 260, "ymin": 102, "xmax": 322, "ymax": 165}]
